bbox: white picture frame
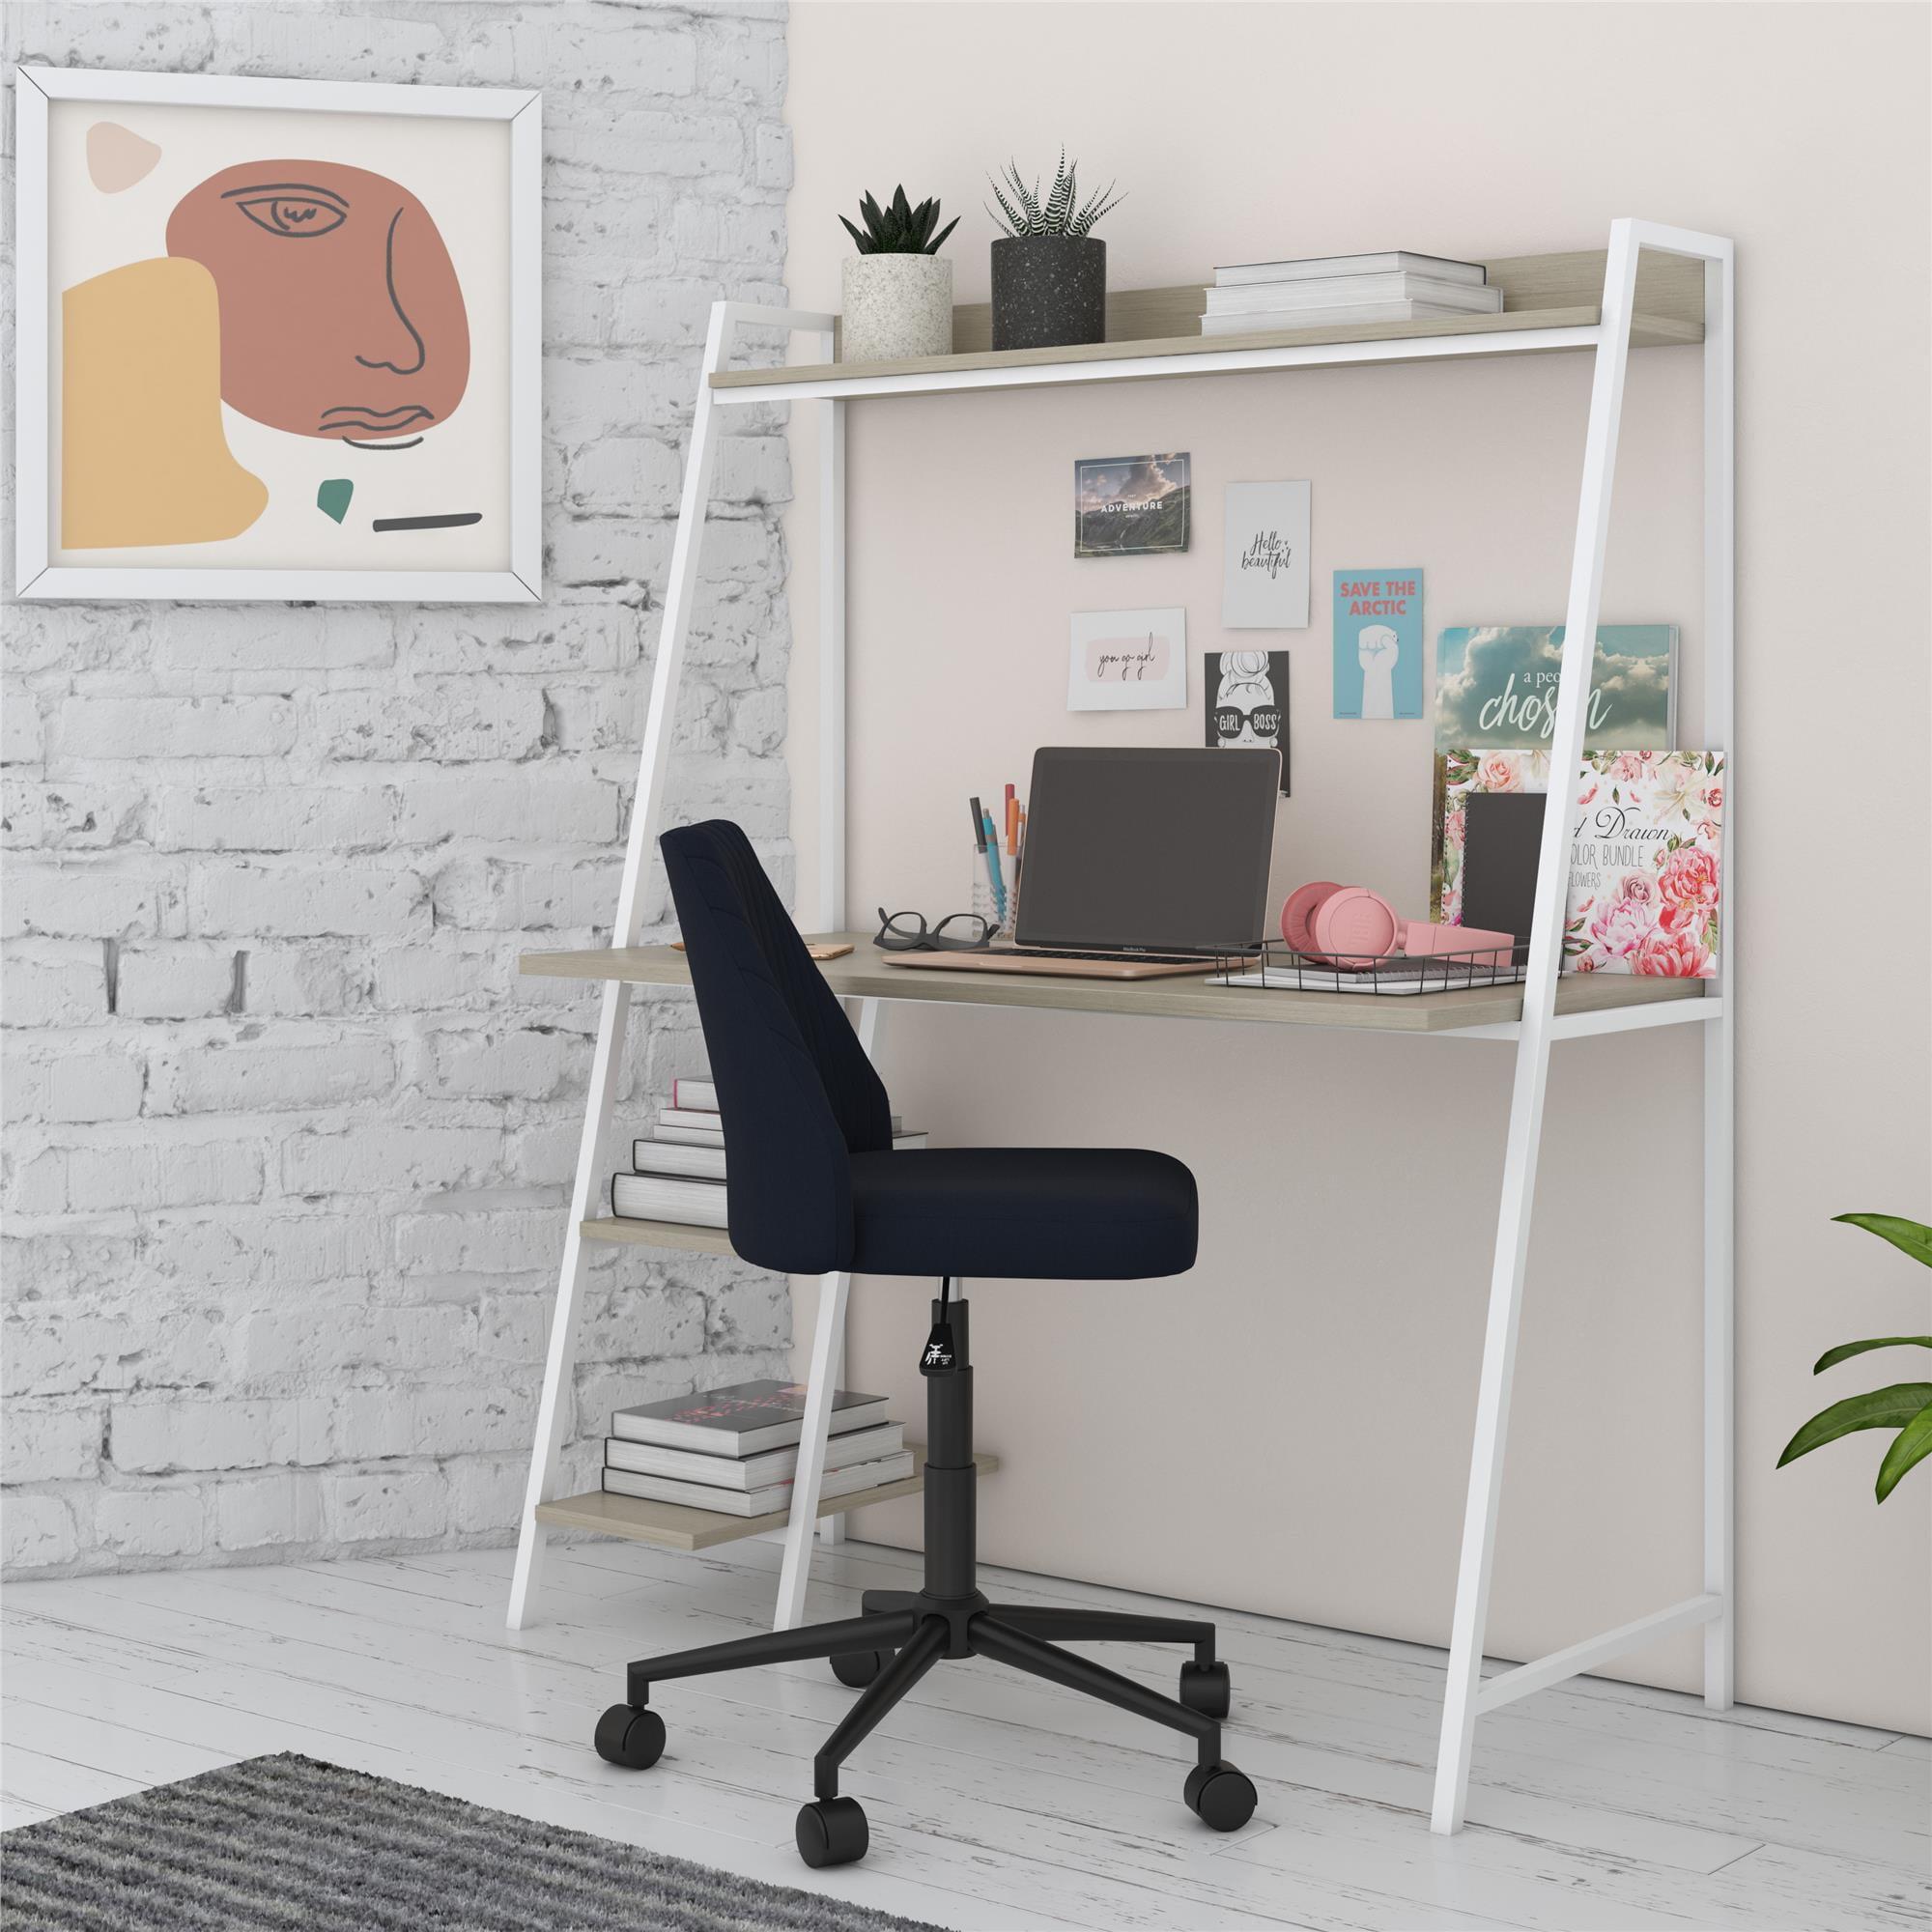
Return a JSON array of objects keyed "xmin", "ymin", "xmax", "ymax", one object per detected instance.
[
  {"xmin": 1222, "ymin": 480, "xmax": 1311, "ymax": 629},
  {"xmin": 1066, "ymin": 606, "xmax": 1188, "ymax": 711},
  {"xmin": 13, "ymin": 66, "xmax": 542, "ymax": 603}
]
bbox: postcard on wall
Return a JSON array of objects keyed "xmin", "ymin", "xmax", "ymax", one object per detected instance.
[
  {"xmin": 1067, "ymin": 607, "xmax": 1188, "ymax": 711},
  {"xmin": 1074, "ymin": 453, "xmax": 1190, "ymax": 556},
  {"xmin": 1222, "ymin": 480, "xmax": 1310, "ymax": 628},
  {"xmin": 1435, "ymin": 748, "xmax": 1725, "ymax": 978},
  {"xmin": 1434, "ymin": 626, "xmax": 1677, "ymax": 752},
  {"xmin": 1332, "ymin": 570, "xmax": 1423, "ymax": 719},
  {"xmin": 1205, "ymin": 650, "xmax": 1290, "ymax": 793}
]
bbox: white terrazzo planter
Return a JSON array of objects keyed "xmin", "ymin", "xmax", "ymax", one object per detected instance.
[{"xmin": 839, "ymin": 254, "xmax": 953, "ymax": 363}]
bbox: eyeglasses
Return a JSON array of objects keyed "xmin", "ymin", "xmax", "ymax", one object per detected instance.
[
  {"xmin": 873, "ymin": 908, "xmax": 994, "ymax": 952},
  {"xmin": 1213, "ymin": 704, "xmax": 1283, "ymax": 737}
]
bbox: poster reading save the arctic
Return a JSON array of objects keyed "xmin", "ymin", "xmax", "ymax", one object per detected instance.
[{"xmin": 1332, "ymin": 569, "xmax": 1423, "ymax": 718}]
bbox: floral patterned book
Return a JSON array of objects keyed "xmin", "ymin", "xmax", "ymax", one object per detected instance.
[{"xmin": 1437, "ymin": 749, "xmax": 1725, "ymax": 978}]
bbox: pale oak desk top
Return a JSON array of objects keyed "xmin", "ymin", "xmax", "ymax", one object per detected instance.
[{"xmin": 521, "ymin": 935, "xmax": 1704, "ymax": 1037}]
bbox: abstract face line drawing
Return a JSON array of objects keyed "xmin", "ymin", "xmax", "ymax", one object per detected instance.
[
  {"xmin": 222, "ymin": 178, "xmax": 348, "ymax": 237},
  {"xmin": 167, "ymin": 159, "xmax": 469, "ymax": 446},
  {"xmin": 355, "ymin": 208, "xmax": 430, "ymax": 375},
  {"xmin": 22, "ymin": 66, "xmax": 540, "ymax": 601},
  {"xmin": 59, "ymin": 152, "xmax": 473, "ymax": 551}
]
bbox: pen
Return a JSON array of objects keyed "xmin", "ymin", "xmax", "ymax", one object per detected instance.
[
  {"xmin": 968, "ymin": 795, "xmax": 987, "ymax": 852},
  {"xmin": 981, "ymin": 810, "xmax": 1008, "ymax": 922}
]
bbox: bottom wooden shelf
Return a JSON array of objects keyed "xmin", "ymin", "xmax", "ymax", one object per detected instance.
[
  {"xmin": 533, "ymin": 1447, "xmax": 1001, "ymax": 1552},
  {"xmin": 582, "ymin": 1215, "xmax": 736, "ymax": 1257}
]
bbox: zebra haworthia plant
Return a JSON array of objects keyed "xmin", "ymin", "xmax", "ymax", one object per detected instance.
[
  {"xmin": 839, "ymin": 185, "xmax": 959, "ymax": 256},
  {"xmin": 986, "ymin": 149, "xmax": 1123, "ymax": 239}
]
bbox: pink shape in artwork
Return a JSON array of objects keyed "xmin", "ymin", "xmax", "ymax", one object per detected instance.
[
  {"xmin": 1085, "ymin": 631, "xmax": 1171, "ymax": 684},
  {"xmin": 87, "ymin": 122, "xmax": 162, "ymax": 193}
]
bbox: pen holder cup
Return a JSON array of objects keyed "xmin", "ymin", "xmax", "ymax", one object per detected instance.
[{"xmin": 971, "ymin": 846, "xmax": 1011, "ymax": 941}]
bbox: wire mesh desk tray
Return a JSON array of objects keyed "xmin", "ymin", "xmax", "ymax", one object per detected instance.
[{"xmin": 1209, "ymin": 939, "xmax": 1530, "ymax": 997}]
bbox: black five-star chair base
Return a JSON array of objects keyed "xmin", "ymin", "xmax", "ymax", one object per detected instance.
[{"xmin": 592, "ymin": 1293, "xmax": 1258, "ymax": 1866}]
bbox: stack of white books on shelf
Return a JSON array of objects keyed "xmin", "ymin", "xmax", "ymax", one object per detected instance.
[
  {"xmin": 613, "ymin": 1076, "xmax": 927, "ymax": 1230},
  {"xmin": 603, "ymin": 1378, "xmax": 913, "ymax": 1517},
  {"xmin": 1198, "ymin": 250, "xmax": 1503, "ymax": 335}
]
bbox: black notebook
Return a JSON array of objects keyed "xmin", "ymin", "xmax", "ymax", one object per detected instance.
[{"xmin": 1461, "ymin": 791, "xmax": 1546, "ymax": 944}]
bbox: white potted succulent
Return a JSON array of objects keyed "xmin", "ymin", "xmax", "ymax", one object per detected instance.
[{"xmin": 838, "ymin": 185, "xmax": 959, "ymax": 363}]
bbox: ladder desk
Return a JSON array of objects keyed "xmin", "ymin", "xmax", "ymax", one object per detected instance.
[{"xmin": 506, "ymin": 217, "xmax": 1737, "ymax": 1837}]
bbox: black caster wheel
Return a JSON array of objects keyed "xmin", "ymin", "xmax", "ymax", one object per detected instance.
[
  {"xmin": 795, "ymin": 1795, "xmax": 868, "ymax": 1867},
  {"xmin": 1179, "ymin": 1660, "xmax": 1231, "ymax": 1719},
  {"xmin": 831, "ymin": 1648, "xmax": 893, "ymax": 1688},
  {"xmin": 1184, "ymin": 1760, "xmax": 1258, "ymax": 1833},
  {"xmin": 593, "ymin": 1703, "xmax": 665, "ymax": 1770}
]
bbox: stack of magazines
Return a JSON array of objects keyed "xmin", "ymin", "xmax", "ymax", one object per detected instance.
[
  {"xmin": 614, "ymin": 1077, "xmax": 927, "ymax": 1229},
  {"xmin": 603, "ymin": 1378, "xmax": 913, "ymax": 1517},
  {"xmin": 1199, "ymin": 249, "xmax": 1503, "ymax": 335}
]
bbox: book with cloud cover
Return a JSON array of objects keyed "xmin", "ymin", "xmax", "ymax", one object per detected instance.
[{"xmin": 1434, "ymin": 625, "xmax": 1676, "ymax": 753}]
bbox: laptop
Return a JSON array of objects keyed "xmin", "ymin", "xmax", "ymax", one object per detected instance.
[{"xmin": 881, "ymin": 746, "xmax": 1280, "ymax": 980}]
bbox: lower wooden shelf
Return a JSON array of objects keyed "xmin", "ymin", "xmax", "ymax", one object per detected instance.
[
  {"xmin": 582, "ymin": 1215, "xmax": 736, "ymax": 1257},
  {"xmin": 533, "ymin": 1447, "xmax": 1000, "ymax": 1553}
]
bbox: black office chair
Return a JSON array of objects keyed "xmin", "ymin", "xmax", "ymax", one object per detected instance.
[{"xmin": 591, "ymin": 819, "xmax": 1257, "ymax": 1866}]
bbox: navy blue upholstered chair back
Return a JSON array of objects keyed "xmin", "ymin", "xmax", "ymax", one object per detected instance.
[{"xmin": 659, "ymin": 821, "xmax": 892, "ymax": 1275}]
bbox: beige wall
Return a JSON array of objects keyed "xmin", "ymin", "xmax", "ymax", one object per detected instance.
[{"xmin": 781, "ymin": 1, "xmax": 1931, "ymax": 1732}]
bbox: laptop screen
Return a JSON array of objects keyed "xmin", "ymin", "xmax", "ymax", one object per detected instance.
[{"xmin": 1015, "ymin": 747, "xmax": 1280, "ymax": 954}]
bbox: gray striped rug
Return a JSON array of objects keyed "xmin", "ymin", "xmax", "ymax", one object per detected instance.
[{"xmin": 0, "ymin": 1753, "xmax": 945, "ymax": 1931}]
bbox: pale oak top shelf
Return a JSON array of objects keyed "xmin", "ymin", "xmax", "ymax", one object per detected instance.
[
  {"xmin": 522, "ymin": 935, "xmax": 1707, "ymax": 1037},
  {"xmin": 711, "ymin": 249, "xmax": 1704, "ymax": 398}
]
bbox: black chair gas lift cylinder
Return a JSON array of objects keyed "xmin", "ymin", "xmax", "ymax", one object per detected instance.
[{"xmin": 591, "ymin": 818, "xmax": 1258, "ymax": 1868}]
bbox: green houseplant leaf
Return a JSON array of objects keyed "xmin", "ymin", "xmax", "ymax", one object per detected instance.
[
  {"xmin": 1813, "ymin": 1335, "xmax": 1932, "ymax": 1373},
  {"xmin": 987, "ymin": 152, "xmax": 1123, "ymax": 239},
  {"xmin": 1833, "ymin": 1212, "xmax": 1932, "ymax": 1268},
  {"xmin": 1779, "ymin": 1212, "xmax": 1932, "ymax": 1505},
  {"xmin": 1875, "ymin": 1403, "xmax": 1932, "ymax": 1501},
  {"xmin": 1776, "ymin": 1383, "xmax": 1932, "ymax": 1467},
  {"xmin": 841, "ymin": 186, "xmax": 958, "ymax": 256}
]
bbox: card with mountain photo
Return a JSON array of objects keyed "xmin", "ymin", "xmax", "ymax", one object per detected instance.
[
  {"xmin": 1074, "ymin": 452, "xmax": 1191, "ymax": 556},
  {"xmin": 1434, "ymin": 625, "xmax": 1676, "ymax": 752}
]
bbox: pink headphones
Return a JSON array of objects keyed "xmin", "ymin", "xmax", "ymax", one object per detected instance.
[{"xmin": 1281, "ymin": 881, "xmax": 1517, "ymax": 969}]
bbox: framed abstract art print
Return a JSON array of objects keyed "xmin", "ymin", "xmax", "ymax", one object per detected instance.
[{"xmin": 13, "ymin": 66, "xmax": 541, "ymax": 601}]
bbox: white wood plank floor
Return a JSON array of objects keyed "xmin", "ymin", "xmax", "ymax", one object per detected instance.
[{"xmin": 3, "ymin": 1536, "xmax": 1927, "ymax": 1931}]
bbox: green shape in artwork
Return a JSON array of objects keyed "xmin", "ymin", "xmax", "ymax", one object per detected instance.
[{"xmin": 317, "ymin": 478, "xmax": 354, "ymax": 525}]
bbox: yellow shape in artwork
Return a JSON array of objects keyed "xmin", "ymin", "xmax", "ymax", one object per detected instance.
[{"xmin": 62, "ymin": 258, "xmax": 268, "ymax": 550}]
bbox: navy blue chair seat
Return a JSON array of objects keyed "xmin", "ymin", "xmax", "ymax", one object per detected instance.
[{"xmin": 848, "ymin": 1147, "xmax": 1197, "ymax": 1280}]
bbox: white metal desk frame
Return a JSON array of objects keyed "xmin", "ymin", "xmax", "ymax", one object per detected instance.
[{"xmin": 507, "ymin": 217, "xmax": 1736, "ymax": 1837}]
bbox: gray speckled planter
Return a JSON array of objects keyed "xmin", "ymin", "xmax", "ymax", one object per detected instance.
[
  {"xmin": 838, "ymin": 254, "xmax": 953, "ymax": 363},
  {"xmin": 990, "ymin": 236, "xmax": 1106, "ymax": 350}
]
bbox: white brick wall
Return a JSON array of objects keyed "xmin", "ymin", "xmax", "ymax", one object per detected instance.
[{"xmin": 1, "ymin": 1, "xmax": 798, "ymax": 1577}]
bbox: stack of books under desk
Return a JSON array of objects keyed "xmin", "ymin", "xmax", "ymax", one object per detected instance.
[
  {"xmin": 613, "ymin": 1078, "xmax": 927, "ymax": 1233},
  {"xmin": 551, "ymin": 1096, "xmax": 998, "ymax": 1550},
  {"xmin": 533, "ymin": 1378, "xmax": 1003, "ymax": 1552},
  {"xmin": 605, "ymin": 1380, "xmax": 912, "ymax": 1515}
]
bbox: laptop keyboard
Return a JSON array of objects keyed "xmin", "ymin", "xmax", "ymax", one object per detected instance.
[{"xmin": 1009, "ymin": 948, "xmax": 1210, "ymax": 966}]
